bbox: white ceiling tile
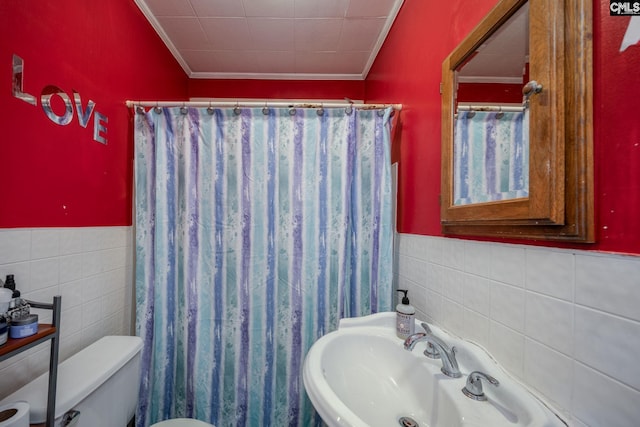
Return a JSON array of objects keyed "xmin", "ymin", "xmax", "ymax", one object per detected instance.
[
  {"xmin": 199, "ymin": 18, "xmax": 253, "ymax": 50},
  {"xmin": 157, "ymin": 17, "xmax": 209, "ymax": 49},
  {"xmin": 189, "ymin": 0, "xmax": 246, "ymax": 17},
  {"xmin": 207, "ymin": 51, "xmax": 267, "ymax": 72},
  {"xmin": 183, "ymin": 50, "xmax": 258, "ymax": 73},
  {"xmin": 144, "ymin": 0, "xmax": 195, "ymax": 16},
  {"xmin": 294, "ymin": 0, "xmax": 349, "ymax": 18},
  {"xmin": 136, "ymin": 0, "xmax": 405, "ymax": 78},
  {"xmin": 253, "ymin": 51, "xmax": 296, "ymax": 73},
  {"xmin": 294, "ymin": 19, "xmax": 343, "ymax": 52},
  {"xmin": 181, "ymin": 50, "xmax": 223, "ymax": 72},
  {"xmin": 459, "ymin": 53, "xmax": 525, "ymax": 80},
  {"xmin": 295, "ymin": 52, "xmax": 338, "ymax": 74},
  {"xmin": 333, "ymin": 51, "xmax": 370, "ymax": 74},
  {"xmin": 242, "ymin": 0, "xmax": 295, "ymax": 18},
  {"xmin": 338, "ymin": 18, "xmax": 385, "ymax": 51},
  {"xmin": 247, "ymin": 18, "xmax": 295, "ymax": 50},
  {"xmin": 346, "ymin": 0, "xmax": 396, "ymax": 17}
]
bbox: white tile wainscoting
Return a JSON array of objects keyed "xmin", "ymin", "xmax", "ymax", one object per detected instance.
[
  {"xmin": 396, "ymin": 233, "xmax": 640, "ymax": 427},
  {"xmin": 0, "ymin": 227, "xmax": 134, "ymax": 399},
  {"xmin": 2, "ymin": 227, "xmax": 638, "ymax": 426}
]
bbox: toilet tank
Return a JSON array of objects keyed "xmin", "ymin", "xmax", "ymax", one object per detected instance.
[{"xmin": 1, "ymin": 335, "xmax": 143, "ymax": 427}]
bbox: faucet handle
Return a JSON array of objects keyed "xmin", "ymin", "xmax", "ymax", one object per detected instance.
[
  {"xmin": 462, "ymin": 371, "xmax": 499, "ymax": 401},
  {"xmin": 403, "ymin": 332, "xmax": 426, "ymax": 350},
  {"xmin": 419, "ymin": 323, "xmax": 441, "ymax": 359},
  {"xmin": 420, "ymin": 322, "xmax": 433, "ymax": 334}
]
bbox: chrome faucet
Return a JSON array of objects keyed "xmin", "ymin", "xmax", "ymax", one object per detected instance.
[
  {"xmin": 403, "ymin": 325, "xmax": 462, "ymax": 378},
  {"xmin": 462, "ymin": 371, "xmax": 499, "ymax": 401},
  {"xmin": 417, "ymin": 322, "xmax": 440, "ymax": 359}
]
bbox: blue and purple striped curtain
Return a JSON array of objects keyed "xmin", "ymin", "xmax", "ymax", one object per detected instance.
[
  {"xmin": 453, "ymin": 110, "xmax": 529, "ymax": 205},
  {"xmin": 133, "ymin": 106, "xmax": 393, "ymax": 426}
]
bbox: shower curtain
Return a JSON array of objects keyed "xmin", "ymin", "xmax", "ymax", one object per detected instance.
[
  {"xmin": 133, "ymin": 106, "xmax": 393, "ymax": 427},
  {"xmin": 453, "ymin": 110, "xmax": 529, "ymax": 205}
]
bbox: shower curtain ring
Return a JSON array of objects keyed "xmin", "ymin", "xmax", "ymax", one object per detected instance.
[
  {"xmin": 495, "ymin": 106, "xmax": 504, "ymax": 119},
  {"xmin": 262, "ymin": 102, "xmax": 269, "ymax": 115},
  {"xmin": 207, "ymin": 102, "xmax": 214, "ymax": 115},
  {"xmin": 180, "ymin": 103, "xmax": 188, "ymax": 115},
  {"xmin": 154, "ymin": 102, "xmax": 162, "ymax": 114},
  {"xmin": 317, "ymin": 103, "xmax": 324, "ymax": 116},
  {"xmin": 234, "ymin": 103, "xmax": 241, "ymax": 116}
]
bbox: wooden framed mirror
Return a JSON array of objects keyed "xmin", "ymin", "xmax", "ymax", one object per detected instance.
[{"xmin": 440, "ymin": 0, "xmax": 594, "ymax": 242}]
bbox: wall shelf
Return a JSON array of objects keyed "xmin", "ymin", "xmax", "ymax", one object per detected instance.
[{"xmin": 0, "ymin": 296, "xmax": 61, "ymax": 427}]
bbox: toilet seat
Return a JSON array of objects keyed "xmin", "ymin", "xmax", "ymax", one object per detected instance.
[{"xmin": 151, "ymin": 418, "xmax": 214, "ymax": 427}]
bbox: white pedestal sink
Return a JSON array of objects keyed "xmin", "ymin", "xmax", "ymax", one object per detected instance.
[{"xmin": 303, "ymin": 312, "xmax": 566, "ymax": 427}]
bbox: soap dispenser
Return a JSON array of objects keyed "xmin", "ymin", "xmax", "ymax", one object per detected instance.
[{"xmin": 396, "ymin": 289, "xmax": 415, "ymax": 339}]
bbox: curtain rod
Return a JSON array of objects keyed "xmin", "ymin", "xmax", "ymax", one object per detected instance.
[
  {"xmin": 125, "ymin": 100, "xmax": 402, "ymax": 111},
  {"xmin": 456, "ymin": 105, "xmax": 524, "ymax": 112}
]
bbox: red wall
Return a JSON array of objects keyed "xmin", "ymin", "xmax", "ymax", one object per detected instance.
[
  {"xmin": 366, "ymin": 0, "xmax": 640, "ymax": 255},
  {"xmin": 365, "ymin": 0, "xmax": 499, "ymax": 235},
  {"xmin": 0, "ymin": 0, "xmax": 187, "ymax": 227},
  {"xmin": 188, "ymin": 79, "xmax": 365, "ymax": 101},
  {"xmin": 3, "ymin": 1, "xmax": 638, "ymax": 255},
  {"xmin": 457, "ymin": 83, "xmax": 523, "ymax": 104}
]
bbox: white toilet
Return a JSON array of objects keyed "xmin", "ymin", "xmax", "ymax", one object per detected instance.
[{"xmin": 0, "ymin": 335, "xmax": 214, "ymax": 427}]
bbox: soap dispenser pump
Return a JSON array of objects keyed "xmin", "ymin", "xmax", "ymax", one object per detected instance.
[
  {"xmin": 4, "ymin": 274, "xmax": 20, "ymax": 298},
  {"xmin": 396, "ymin": 289, "xmax": 415, "ymax": 339}
]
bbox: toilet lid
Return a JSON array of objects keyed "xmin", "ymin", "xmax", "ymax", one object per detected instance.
[{"xmin": 151, "ymin": 418, "xmax": 214, "ymax": 427}]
